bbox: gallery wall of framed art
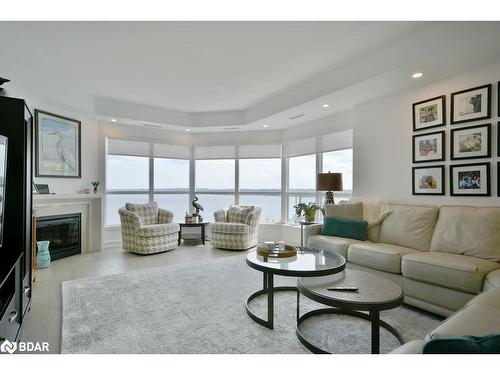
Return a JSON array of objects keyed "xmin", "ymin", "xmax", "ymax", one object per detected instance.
[{"xmin": 411, "ymin": 81, "xmax": 499, "ymax": 197}]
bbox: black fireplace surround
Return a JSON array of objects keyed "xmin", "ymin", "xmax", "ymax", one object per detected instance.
[{"xmin": 36, "ymin": 213, "xmax": 81, "ymax": 261}]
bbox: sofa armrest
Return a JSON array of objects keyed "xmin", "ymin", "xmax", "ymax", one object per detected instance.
[
  {"xmin": 158, "ymin": 208, "xmax": 174, "ymax": 224},
  {"xmin": 484, "ymin": 268, "xmax": 500, "ymax": 290},
  {"xmin": 304, "ymin": 223, "xmax": 323, "ymax": 246},
  {"xmin": 118, "ymin": 208, "xmax": 141, "ymax": 231},
  {"xmin": 389, "ymin": 340, "xmax": 425, "ymax": 354},
  {"xmin": 214, "ymin": 209, "xmax": 228, "ymax": 222}
]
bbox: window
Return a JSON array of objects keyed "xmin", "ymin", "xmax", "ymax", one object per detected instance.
[
  {"xmin": 287, "ymin": 154, "xmax": 317, "ymax": 223},
  {"xmin": 106, "ymin": 155, "xmax": 150, "ymax": 225},
  {"xmin": 239, "ymin": 158, "xmax": 281, "ymax": 223},
  {"xmin": 105, "ymin": 134, "xmax": 353, "ymax": 228},
  {"xmin": 195, "ymin": 194, "xmax": 235, "ymax": 222},
  {"xmin": 240, "ymin": 195, "xmax": 281, "ymax": 223},
  {"xmin": 239, "ymin": 158, "xmax": 281, "ymax": 191},
  {"xmin": 322, "ymin": 149, "xmax": 353, "ymax": 191},
  {"xmin": 154, "ymin": 158, "xmax": 189, "ymax": 191},
  {"xmin": 195, "ymin": 159, "xmax": 235, "ymax": 191},
  {"xmin": 107, "ymin": 155, "xmax": 149, "ymax": 191},
  {"xmin": 154, "ymin": 158, "xmax": 190, "ymax": 220},
  {"xmin": 288, "ymin": 154, "xmax": 316, "ymax": 191}
]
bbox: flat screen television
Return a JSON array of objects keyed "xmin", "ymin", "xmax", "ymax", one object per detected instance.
[{"xmin": 0, "ymin": 135, "xmax": 7, "ymax": 247}]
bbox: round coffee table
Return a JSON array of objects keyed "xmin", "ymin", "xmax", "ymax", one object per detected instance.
[
  {"xmin": 246, "ymin": 247, "xmax": 346, "ymax": 329},
  {"xmin": 296, "ymin": 269, "xmax": 404, "ymax": 354}
]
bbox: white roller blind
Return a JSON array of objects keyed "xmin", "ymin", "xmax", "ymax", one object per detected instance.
[
  {"xmin": 194, "ymin": 145, "xmax": 236, "ymax": 159},
  {"xmin": 154, "ymin": 143, "xmax": 191, "ymax": 159},
  {"xmin": 283, "ymin": 137, "xmax": 316, "ymax": 157},
  {"xmin": 238, "ymin": 144, "xmax": 282, "ymax": 158},
  {"xmin": 321, "ymin": 129, "xmax": 353, "ymax": 152},
  {"xmin": 107, "ymin": 139, "xmax": 150, "ymax": 157}
]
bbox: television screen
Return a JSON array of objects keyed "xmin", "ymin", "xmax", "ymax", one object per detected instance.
[{"xmin": 0, "ymin": 135, "xmax": 7, "ymax": 247}]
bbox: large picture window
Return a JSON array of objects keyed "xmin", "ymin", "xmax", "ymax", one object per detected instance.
[
  {"xmin": 154, "ymin": 158, "xmax": 190, "ymax": 220},
  {"xmin": 239, "ymin": 158, "xmax": 281, "ymax": 223},
  {"xmin": 106, "ymin": 155, "xmax": 149, "ymax": 225},
  {"xmin": 105, "ymin": 135, "xmax": 353, "ymax": 227}
]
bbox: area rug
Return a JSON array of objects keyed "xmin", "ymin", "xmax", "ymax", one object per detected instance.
[{"xmin": 61, "ymin": 254, "xmax": 442, "ymax": 354}]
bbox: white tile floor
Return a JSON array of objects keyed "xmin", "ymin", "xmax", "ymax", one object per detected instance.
[{"xmin": 22, "ymin": 243, "xmax": 248, "ymax": 353}]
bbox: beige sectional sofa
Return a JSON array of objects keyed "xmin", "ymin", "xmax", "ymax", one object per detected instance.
[{"xmin": 305, "ymin": 203, "xmax": 500, "ymax": 353}]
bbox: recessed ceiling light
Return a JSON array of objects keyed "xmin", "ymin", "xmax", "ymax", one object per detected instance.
[
  {"xmin": 185, "ymin": 128, "xmax": 191, "ymax": 132},
  {"xmin": 322, "ymin": 104, "xmax": 330, "ymax": 108},
  {"xmin": 262, "ymin": 124, "xmax": 269, "ymax": 128},
  {"xmin": 110, "ymin": 118, "xmax": 117, "ymax": 122},
  {"xmin": 412, "ymin": 72, "xmax": 423, "ymax": 79}
]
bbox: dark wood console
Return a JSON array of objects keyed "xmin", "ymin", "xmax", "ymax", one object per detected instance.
[{"xmin": 0, "ymin": 96, "xmax": 33, "ymax": 345}]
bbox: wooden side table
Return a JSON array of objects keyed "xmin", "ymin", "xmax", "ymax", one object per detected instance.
[{"xmin": 178, "ymin": 222, "xmax": 210, "ymax": 245}]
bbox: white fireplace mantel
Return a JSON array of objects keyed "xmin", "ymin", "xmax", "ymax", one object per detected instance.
[{"xmin": 33, "ymin": 194, "xmax": 103, "ymax": 253}]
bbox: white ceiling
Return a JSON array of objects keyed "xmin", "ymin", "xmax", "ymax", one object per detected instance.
[{"xmin": 1, "ymin": 21, "xmax": 500, "ymax": 132}]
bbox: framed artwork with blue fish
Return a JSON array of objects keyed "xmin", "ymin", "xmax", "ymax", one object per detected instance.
[{"xmin": 35, "ymin": 109, "xmax": 81, "ymax": 178}]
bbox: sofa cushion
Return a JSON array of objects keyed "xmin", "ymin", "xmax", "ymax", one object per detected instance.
[
  {"xmin": 347, "ymin": 243, "xmax": 420, "ymax": 274},
  {"xmin": 210, "ymin": 222, "xmax": 249, "ymax": 235},
  {"xmin": 307, "ymin": 235, "xmax": 367, "ymax": 258},
  {"xmin": 430, "ymin": 206, "xmax": 500, "ymax": 262},
  {"xmin": 379, "ymin": 204, "xmax": 438, "ymax": 251},
  {"xmin": 228, "ymin": 205, "xmax": 254, "ymax": 223},
  {"xmin": 325, "ymin": 202, "xmax": 363, "ymax": 220},
  {"xmin": 402, "ymin": 252, "xmax": 500, "ymax": 294},
  {"xmin": 427, "ymin": 304, "xmax": 500, "ymax": 339},
  {"xmin": 137, "ymin": 223, "xmax": 179, "ymax": 237},
  {"xmin": 390, "ymin": 340, "xmax": 426, "ymax": 354},
  {"xmin": 422, "ymin": 334, "xmax": 500, "ymax": 354},
  {"xmin": 466, "ymin": 288, "xmax": 500, "ymax": 310},
  {"xmin": 321, "ymin": 216, "xmax": 368, "ymax": 241},
  {"xmin": 125, "ymin": 201, "xmax": 159, "ymax": 225}
]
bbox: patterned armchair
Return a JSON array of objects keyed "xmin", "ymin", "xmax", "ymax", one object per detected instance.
[
  {"xmin": 118, "ymin": 201, "xmax": 180, "ymax": 255},
  {"xmin": 210, "ymin": 205, "xmax": 261, "ymax": 250}
]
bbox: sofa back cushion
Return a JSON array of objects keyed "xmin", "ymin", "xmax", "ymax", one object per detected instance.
[
  {"xmin": 228, "ymin": 205, "xmax": 254, "ymax": 224},
  {"xmin": 325, "ymin": 202, "xmax": 363, "ymax": 221},
  {"xmin": 430, "ymin": 206, "xmax": 500, "ymax": 262},
  {"xmin": 379, "ymin": 204, "xmax": 439, "ymax": 251},
  {"xmin": 125, "ymin": 201, "xmax": 158, "ymax": 225}
]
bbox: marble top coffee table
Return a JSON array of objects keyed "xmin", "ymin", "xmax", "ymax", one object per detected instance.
[{"xmin": 296, "ymin": 269, "xmax": 404, "ymax": 354}]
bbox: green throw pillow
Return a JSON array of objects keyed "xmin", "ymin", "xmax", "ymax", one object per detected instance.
[
  {"xmin": 422, "ymin": 334, "xmax": 500, "ymax": 354},
  {"xmin": 321, "ymin": 216, "xmax": 368, "ymax": 241}
]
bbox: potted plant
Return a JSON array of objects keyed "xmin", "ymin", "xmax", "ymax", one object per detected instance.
[{"xmin": 293, "ymin": 202, "xmax": 324, "ymax": 223}]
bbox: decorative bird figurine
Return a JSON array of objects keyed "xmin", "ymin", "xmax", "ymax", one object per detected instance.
[
  {"xmin": 192, "ymin": 196, "xmax": 204, "ymax": 216},
  {"xmin": 47, "ymin": 130, "xmax": 76, "ymax": 172}
]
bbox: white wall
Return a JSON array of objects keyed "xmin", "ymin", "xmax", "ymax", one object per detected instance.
[
  {"xmin": 353, "ymin": 61, "xmax": 500, "ymax": 206},
  {"xmin": 7, "ymin": 90, "xmax": 102, "ymax": 194}
]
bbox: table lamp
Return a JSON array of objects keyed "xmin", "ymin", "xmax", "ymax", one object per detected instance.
[{"xmin": 316, "ymin": 172, "xmax": 343, "ymax": 204}]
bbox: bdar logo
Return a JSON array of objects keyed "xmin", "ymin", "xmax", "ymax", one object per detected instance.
[{"xmin": 0, "ymin": 339, "xmax": 17, "ymax": 354}]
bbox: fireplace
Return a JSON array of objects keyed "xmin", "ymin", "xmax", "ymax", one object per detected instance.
[{"xmin": 36, "ymin": 213, "xmax": 82, "ymax": 261}]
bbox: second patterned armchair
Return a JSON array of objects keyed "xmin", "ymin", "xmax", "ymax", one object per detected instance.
[
  {"xmin": 118, "ymin": 201, "xmax": 180, "ymax": 255},
  {"xmin": 210, "ymin": 205, "xmax": 261, "ymax": 250}
]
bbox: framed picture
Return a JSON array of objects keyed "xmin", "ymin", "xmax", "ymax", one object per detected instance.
[
  {"xmin": 498, "ymin": 82, "xmax": 500, "ymax": 117},
  {"xmin": 450, "ymin": 162, "xmax": 490, "ymax": 196},
  {"xmin": 412, "ymin": 131, "xmax": 445, "ymax": 163},
  {"xmin": 498, "ymin": 122, "xmax": 500, "ymax": 157},
  {"xmin": 451, "ymin": 84, "xmax": 491, "ymax": 125},
  {"xmin": 412, "ymin": 165, "xmax": 445, "ymax": 195},
  {"xmin": 412, "ymin": 95, "xmax": 446, "ymax": 132},
  {"xmin": 35, "ymin": 110, "xmax": 81, "ymax": 178},
  {"xmin": 450, "ymin": 123, "xmax": 491, "ymax": 160}
]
